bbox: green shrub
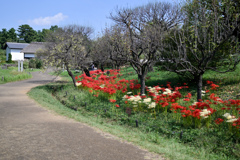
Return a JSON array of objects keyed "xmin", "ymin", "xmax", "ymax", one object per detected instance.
[
  {"xmin": 28, "ymin": 58, "xmax": 43, "ymax": 69},
  {"xmin": 23, "ymin": 61, "xmax": 29, "ymax": 69},
  {"xmin": 29, "ymin": 59, "xmax": 36, "ymax": 68},
  {"xmin": 35, "ymin": 59, "xmax": 43, "ymax": 69},
  {"xmin": 7, "ymin": 53, "xmax": 13, "ymax": 63}
]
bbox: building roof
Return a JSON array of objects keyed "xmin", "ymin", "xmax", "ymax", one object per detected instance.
[
  {"xmin": 6, "ymin": 42, "xmax": 29, "ymax": 49},
  {"xmin": 21, "ymin": 42, "xmax": 46, "ymax": 53}
]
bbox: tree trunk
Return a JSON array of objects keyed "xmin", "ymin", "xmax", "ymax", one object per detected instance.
[
  {"xmin": 100, "ymin": 63, "xmax": 104, "ymax": 72},
  {"xmin": 139, "ymin": 74, "xmax": 146, "ymax": 95},
  {"xmin": 196, "ymin": 74, "xmax": 203, "ymax": 102},
  {"xmin": 116, "ymin": 65, "xmax": 120, "ymax": 70},
  {"xmin": 66, "ymin": 65, "xmax": 76, "ymax": 87}
]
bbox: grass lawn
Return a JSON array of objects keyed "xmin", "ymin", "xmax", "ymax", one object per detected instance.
[
  {"xmin": 0, "ymin": 66, "xmax": 41, "ymax": 84},
  {"xmin": 28, "ymin": 65, "xmax": 240, "ymax": 160}
]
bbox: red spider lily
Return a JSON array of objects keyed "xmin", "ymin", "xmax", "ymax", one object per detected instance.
[
  {"xmin": 160, "ymin": 102, "xmax": 169, "ymax": 107},
  {"xmin": 181, "ymin": 109, "xmax": 192, "ymax": 117},
  {"xmin": 116, "ymin": 104, "xmax": 120, "ymax": 108},
  {"xmin": 109, "ymin": 99, "xmax": 116, "ymax": 103},
  {"xmin": 207, "ymin": 80, "xmax": 213, "ymax": 84},
  {"xmin": 215, "ymin": 118, "xmax": 224, "ymax": 124},
  {"xmin": 232, "ymin": 118, "xmax": 240, "ymax": 128},
  {"xmin": 183, "ymin": 98, "xmax": 190, "ymax": 101},
  {"xmin": 210, "ymin": 83, "xmax": 219, "ymax": 90},
  {"xmin": 134, "ymin": 84, "xmax": 141, "ymax": 90},
  {"xmin": 192, "ymin": 109, "xmax": 201, "ymax": 119},
  {"xmin": 185, "ymin": 93, "xmax": 192, "ymax": 98},
  {"xmin": 229, "ymin": 99, "xmax": 240, "ymax": 106},
  {"xmin": 171, "ymin": 103, "xmax": 185, "ymax": 110}
]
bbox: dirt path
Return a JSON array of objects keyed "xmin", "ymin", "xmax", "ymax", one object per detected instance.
[{"xmin": 0, "ymin": 70, "xmax": 163, "ymax": 160}]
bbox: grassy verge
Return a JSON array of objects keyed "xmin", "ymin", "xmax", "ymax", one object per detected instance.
[
  {"xmin": 28, "ymin": 65, "xmax": 240, "ymax": 160},
  {"xmin": 0, "ymin": 66, "xmax": 35, "ymax": 84}
]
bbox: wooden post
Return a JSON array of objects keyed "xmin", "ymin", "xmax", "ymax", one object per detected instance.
[
  {"xmin": 18, "ymin": 60, "xmax": 20, "ymax": 72},
  {"xmin": 21, "ymin": 60, "xmax": 23, "ymax": 72}
]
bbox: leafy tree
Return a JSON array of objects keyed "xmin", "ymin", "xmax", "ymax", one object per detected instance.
[
  {"xmin": 36, "ymin": 29, "xmax": 51, "ymax": 42},
  {"xmin": 7, "ymin": 28, "xmax": 17, "ymax": 42},
  {"xmin": 0, "ymin": 28, "xmax": 8, "ymax": 49},
  {"xmin": 160, "ymin": 0, "xmax": 240, "ymax": 101},
  {"xmin": 17, "ymin": 24, "xmax": 37, "ymax": 43},
  {"xmin": 50, "ymin": 25, "xmax": 59, "ymax": 32}
]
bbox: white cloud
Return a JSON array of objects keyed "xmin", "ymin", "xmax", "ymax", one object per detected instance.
[{"xmin": 29, "ymin": 13, "xmax": 68, "ymax": 26}]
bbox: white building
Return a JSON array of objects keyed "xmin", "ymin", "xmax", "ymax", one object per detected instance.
[
  {"xmin": 6, "ymin": 42, "xmax": 29, "ymax": 61},
  {"xmin": 6, "ymin": 42, "xmax": 45, "ymax": 61}
]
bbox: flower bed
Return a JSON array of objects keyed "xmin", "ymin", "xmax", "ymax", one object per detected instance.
[{"xmin": 75, "ymin": 69, "xmax": 240, "ymax": 133}]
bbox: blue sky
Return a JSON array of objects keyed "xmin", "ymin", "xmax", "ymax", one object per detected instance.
[{"xmin": 1, "ymin": 0, "xmax": 178, "ymax": 38}]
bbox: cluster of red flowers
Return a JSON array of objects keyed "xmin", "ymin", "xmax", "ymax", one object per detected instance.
[
  {"xmin": 75, "ymin": 69, "xmax": 135, "ymax": 96},
  {"xmin": 232, "ymin": 118, "xmax": 240, "ymax": 128},
  {"xmin": 76, "ymin": 69, "xmax": 240, "ymax": 129},
  {"xmin": 207, "ymin": 80, "xmax": 219, "ymax": 90},
  {"xmin": 215, "ymin": 118, "xmax": 224, "ymax": 124}
]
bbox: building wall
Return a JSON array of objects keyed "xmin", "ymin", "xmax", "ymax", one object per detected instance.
[{"xmin": 10, "ymin": 49, "xmax": 24, "ymax": 61}]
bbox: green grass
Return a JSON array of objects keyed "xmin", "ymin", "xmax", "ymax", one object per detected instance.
[
  {"xmin": 0, "ymin": 66, "xmax": 33, "ymax": 84},
  {"xmin": 28, "ymin": 64, "xmax": 240, "ymax": 160}
]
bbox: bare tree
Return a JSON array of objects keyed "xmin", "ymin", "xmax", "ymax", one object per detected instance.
[
  {"xmin": 104, "ymin": 25, "xmax": 128, "ymax": 69},
  {"xmin": 91, "ymin": 35, "xmax": 111, "ymax": 70},
  {"xmin": 39, "ymin": 25, "xmax": 93, "ymax": 87},
  {"xmin": 160, "ymin": 0, "xmax": 240, "ymax": 101},
  {"xmin": 110, "ymin": 2, "xmax": 182, "ymax": 94}
]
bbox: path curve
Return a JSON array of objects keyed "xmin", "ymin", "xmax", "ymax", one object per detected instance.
[{"xmin": 0, "ymin": 69, "xmax": 163, "ymax": 160}]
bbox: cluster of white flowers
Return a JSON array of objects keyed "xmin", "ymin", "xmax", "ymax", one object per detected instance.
[
  {"xmin": 122, "ymin": 95, "xmax": 128, "ymax": 100},
  {"xmin": 76, "ymin": 82, "xmax": 82, "ymax": 87},
  {"xmin": 162, "ymin": 88, "xmax": 172, "ymax": 95},
  {"xmin": 192, "ymin": 102, "xmax": 198, "ymax": 106},
  {"xmin": 201, "ymin": 90, "xmax": 206, "ymax": 96},
  {"xmin": 223, "ymin": 113, "xmax": 237, "ymax": 122},
  {"xmin": 100, "ymin": 84, "xmax": 105, "ymax": 88},
  {"xmin": 148, "ymin": 86, "xmax": 161, "ymax": 96},
  {"xmin": 200, "ymin": 109, "xmax": 211, "ymax": 118},
  {"xmin": 124, "ymin": 95, "xmax": 142, "ymax": 107},
  {"xmin": 148, "ymin": 102, "xmax": 156, "ymax": 109},
  {"xmin": 143, "ymin": 97, "xmax": 151, "ymax": 104}
]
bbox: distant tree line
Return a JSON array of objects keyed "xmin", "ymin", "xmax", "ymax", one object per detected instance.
[{"xmin": 0, "ymin": 24, "xmax": 58, "ymax": 49}]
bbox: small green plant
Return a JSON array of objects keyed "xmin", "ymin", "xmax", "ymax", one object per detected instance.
[
  {"xmin": 23, "ymin": 61, "xmax": 29, "ymax": 69},
  {"xmin": 28, "ymin": 58, "xmax": 43, "ymax": 69},
  {"xmin": 29, "ymin": 59, "xmax": 36, "ymax": 68},
  {"xmin": 7, "ymin": 53, "xmax": 13, "ymax": 63},
  {"xmin": 35, "ymin": 58, "xmax": 43, "ymax": 69}
]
